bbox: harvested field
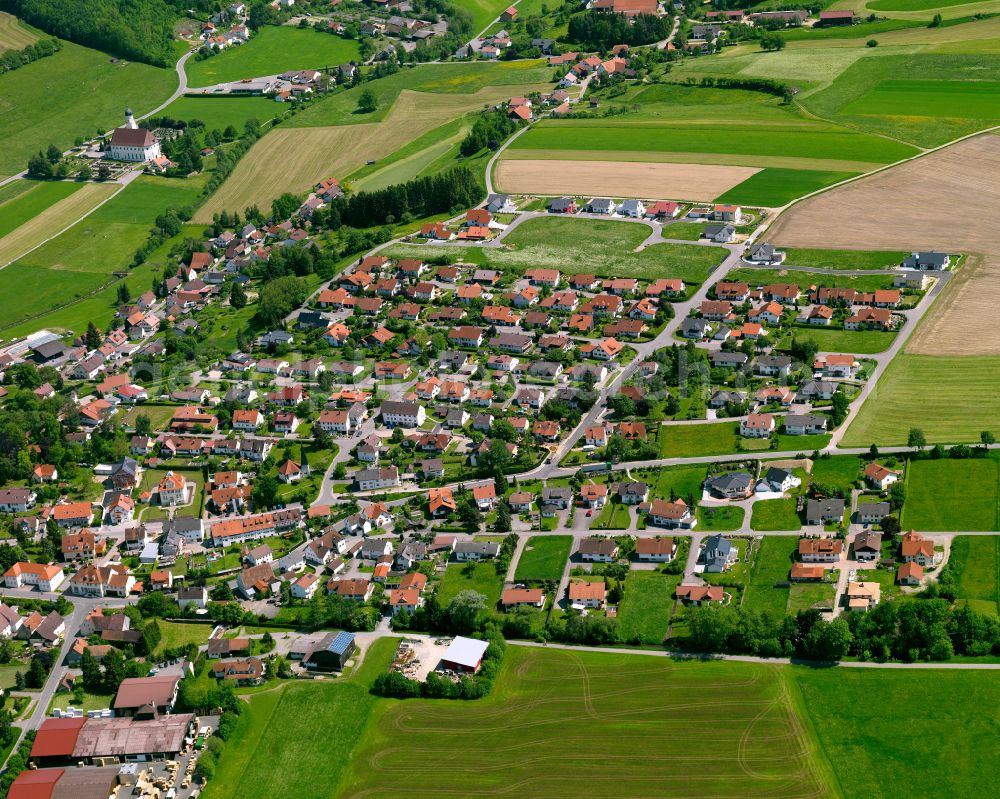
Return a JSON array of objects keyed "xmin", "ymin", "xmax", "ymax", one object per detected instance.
[
  {"xmin": 0, "ymin": 182, "xmax": 121, "ymax": 267},
  {"xmin": 907, "ymin": 255, "xmax": 1000, "ymax": 355},
  {"xmin": 0, "ymin": 11, "xmax": 37, "ymax": 50},
  {"xmin": 769, "ymin": 134, "xmax": 1000, "ymax": 253},
  {"xmin": 196, "ymin": 86, "xmax": 547, "ymax": 222},
  {"xmin": 494, "ymin": 159, "xmax": 761, "ymax": 202}
]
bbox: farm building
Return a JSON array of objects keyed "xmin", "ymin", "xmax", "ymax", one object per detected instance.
[
  {"xmin": 304, "ymin": 631, "xmax": 356, "ymax": 671},
  {"xmin": 441, "ymin": 636, "xmax": 489, "ymax": 674}
]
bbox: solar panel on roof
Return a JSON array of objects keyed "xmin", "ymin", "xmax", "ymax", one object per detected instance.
[{"xmin": 329, "ymin": 631, "xmax": 355, "ymax": 655}]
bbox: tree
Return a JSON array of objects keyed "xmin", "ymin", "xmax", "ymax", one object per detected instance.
[
  {"xmin": 446, "ymin": 590, "xmax": 487, "ymax": 633},
  {"xmin": 881, "ymin": 516, "xmax": 901, "ymax": 537},
  {"xmin": 134, "ymin": 414, "xmax": 152, "ymax": 437},
  {"xmin": 97, "ymin": 163, "xmax": 112, "ymax": 181},
  {"xmin": 759, "ymin": 31, "xmax": 785, "ymax": 51},
  {"xmin": 229, "ymin": 280, "xmax": 247, "ymax": 309},
  {"xmin": 866, "ymin": 39, "xmax": 878, "ymax": 47},
  {"xmin": 981, "ymin": 431, "xmax": 996, "ymax": 449},
  {"xmin": 252, "ymin": 473, "xmax": 279, "ymax": 509},
  {"xmin": 888, "ymin": 481, "xmax": 906, "ymax": 511},
  {"xmin": 929, "ymin": 13, "xmax": 942, "ymax": 26},
  {"xmin": 84, "ymin": 321, "xmax": 102, "ymax": 350},
  {"xmin": 458, "ymin": 499, "xmax": 482, "ymax": 532},
  {"xmin": 358, "ymin": 88, "xmax": 378, "ymax": 113},
  {"xmin": 27, "ymin": 152, "xmax": 52, "ymax": 179},
  {"xmin": 117, "ymin": 283, "xmax": 131, "ymax": 305},
  {"xmin": 908, "ymin": 427, "xmax": 927, "ymax": 451},
  {"xmin": 46, "ymin": 143, "xmax": 62, "ymax": 164},
  {"xmin": 26, "ymin": 655, "xmax": 47, "ymax": 689},
  {"xmin": 495, "ymin": 503, "xmax": 512, "ymax": 533},
  {"xmin": 80, "ymin": 649, "xmax": 102, "ymax": 692}
]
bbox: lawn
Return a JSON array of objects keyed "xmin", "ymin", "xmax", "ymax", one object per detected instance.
[
  {"xmin": 788, "ymin": 582, "xmax": 837, "ymax": 614},
  {"xmin": 902, "ymin": 458, "xmax": 999, "ymax": 531},
  {"xmin": 778, "ymin": 327, "xmax": 898, "ymax": 355},
  {"xmin": 696, "ymin": 505, "xmax": 745, "ymax": 531},
  {"xmin": 716, "ymin": 167, "xmax": 859, "ymax": 207},
  {"xmin": 0, "ymin": 39, "xmax": 178, "ymax": 177},
  {"xmin": 616, "ymin": 571, "xmax": 680, "ymax": 645},
  {"xmin": 809, "ymin": 455, "xmax": 862, "ymax": 494},
  {"xmin": 339, "ymin": 646, "xmax": 834, "ymax": 798},
  {"xmin": 514, "ymin": 535, "xmax": 571, "ymax": 582},
  {"xmin": 657, "ymin": 422, "xmax": 739, "ymax": 458},
  {"xmin": 389, "ymin": 218, "xmax": 727, "ymax": 285},
  {"xmin": 185, "ymin": 26, "xmax": 361, "ymax": 87},
  {"xmin": 948, "ymin": 536, "xmax": 1000, "ymax": 614},
  {"xmin": 795, "ymin": 666, "xmax": 1000, "ymax": 798},
  {"xmin": 842, "ymin": 355, "xmax": 1000, "ymax": 446},
  {"xmin": 159, "ymin": 95, "xmax": 279, "ymax": 131},
  {"xmin": 0, "ymin": 180, "xmax": 83, "ymax": 238},
  {"xmin": 725, "ymin": 267, "xmax": 895, "ymax": 293},
  {"xmin": 750, "ymin": 498, "xmax": 802, "ymax": 531},
  {"xmin": 152, "ymin": 621, "xmax": 212, "ymax": 657},
  {"xmin": 122, "ymin": 404, "xmax": 177, "ymax": 432},
  {"xmin": 782, "ymin": 247, "xmax": 910, "ymax": 270},
  {"xmin": 592, "ymin": 502, "xmax": 632, "ymax": 530},
  {"xmin": 743, "ymin": 537, "xmax": 798, "ymax": 617},
  {"xmin": 657, "ymin": 423, "xmax": 827, "ymax": 459},
  {"xmin": 202, "ymin": 637, "xmax": 396, "ymax": 799},
  {"xmin": 641, "ymin": 464, "xmax": 708, "ymax": 502},
  {"xmin": 436, "ymin": 562, "xmax": 504, "ymax": 607}
]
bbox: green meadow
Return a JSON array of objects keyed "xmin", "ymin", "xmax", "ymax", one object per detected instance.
[
  {"xmin": 185, "ymin": 26, "xmax": 361, "ymax": 87},
  {"xmin": 947, "ymin": 536, "xmax": 1000, "ymax": 614},
  {"xmin": 514, "ymin": 535, "xmax": 572, "ymax": 582},
  {"xmin": 843, "ymin": 78, "xmax": 1000, "ymax": 118},
  {"xmin": 159, "ymin": 95, "xmax": 279, "ymax": 130},
  {"xmin": 385, "ymin": 217, "xmax": 726, "ymax": 284},
  {"xmin": 0, "ymin": 39, "xmax": 178, "ymax": 177},
  {"xmin": 902, "ymin": 457, "xmax": 1000, "ymax": 531}
]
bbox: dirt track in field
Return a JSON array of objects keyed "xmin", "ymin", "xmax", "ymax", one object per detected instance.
[
  {"xmin": 906, "ymin": 254, "xmax": 1000, "ymax": 355},
  {"xmin": 769, "ymin": 134, "xmax": 1000, "ymax": 253},
  {"xmin": 494, "ymin": 159, "xmax": 760, "ymax": 202}
]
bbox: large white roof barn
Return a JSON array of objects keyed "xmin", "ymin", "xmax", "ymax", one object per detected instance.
[{"xmin": 441, "ymin": 636, "xmax": 489, "ymax": 673}]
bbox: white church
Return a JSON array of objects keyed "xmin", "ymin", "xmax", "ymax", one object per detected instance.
[{"xmin": 108, "ymin": 109, "xmax": 161, "ymax": 162}]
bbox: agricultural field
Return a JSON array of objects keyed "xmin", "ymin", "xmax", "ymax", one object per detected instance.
[
  {"xmin": 386, "ymin": 217, "xmax": 726, "ymax": 284},
  {"xmin": 907, "ymin": 255, "xmax": 1000, "ymax": 356},
  {"xmin": 0, "ymin": 180, "xmax": 83, "ymax": 239},
  {"xmin": 436, "ymin": 562, "xmax": 504, "ymax": 607},
  {"xmin": 902, "ymin": 458, "xmax": 1000, "ymax": 531},
  {"xmin": 744, "ymin": 537, "xmax": 799, "ymax": 616},
  {"xmin": 795, "ymin": 666, "xmax": 1000, "ymax": 797},
  {"xmin": 514, "ymin": 535, "xmax": 571, "ymax": 582},
  {"xmin": 0, "ymin": 181, "xmax": 120, "ymax": 267},
  {"xmin": 771, "ymin": 132, "xmax": 1000, "ymax": 254},
  {"xmin": 501, "ymin": 97, "xmax": 916, "ymax": 205},
  {"xmin": 750, "ymin": 499, "xmax": 802, "ymax": 532},
  {"xmin": 185, "ymin": 27, "xmax": 361, "ymax": 87},
  {"xmin": 0, "ymin": 11, "xmax": 37, "ymax": 50},
  {"xmin": 724, "ymin": 268, "xmax": 895, "ymax": 294},
  {"xmin": 616, "ymin": 571, "xmax": 680, "ymax": 645},
  {"xmin": 338, "ymin": 646, "xmax": 835, "ymax": 799},
  {"xmin": 947, "ymin": 536, "xmax": 1000, "ymax": 614},
  {"xmin": 494, "ymin": 159, "xmax": 762, "ymax": 203},
  {"xmin": 0, "ymin": 39, "xmax": 178, "ymax": 178},
  {"xmin": 842, "ymin": 355, "xmax": 1000, "ymax": 446},
  {"xmin": 196, "ymin": 61, "xmax": 553, "ymax": 222},
  {"xmin": 0, "ymin": 176, "xmax": 207, "ymax": 336}
]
